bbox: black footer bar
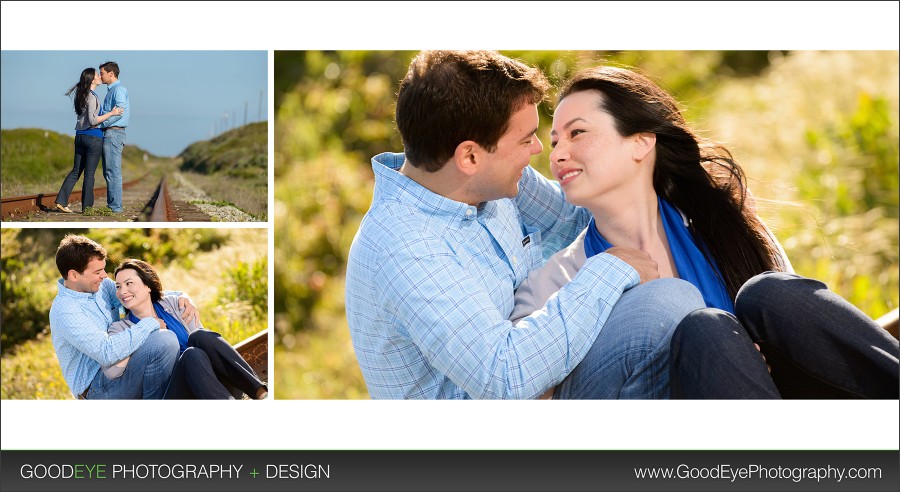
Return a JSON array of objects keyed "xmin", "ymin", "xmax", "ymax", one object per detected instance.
[{"xmin": 1, "ymin": 450, "xmax": 897, "ymax": 492}]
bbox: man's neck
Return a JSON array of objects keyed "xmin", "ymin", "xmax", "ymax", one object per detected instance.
[
  {"xmin": 62, "ymin": 279, "xmax": 87, "ymax": 293},
  {"xmin": 399, "ymin": 160, "xmax": 481, "ymax": 206}
]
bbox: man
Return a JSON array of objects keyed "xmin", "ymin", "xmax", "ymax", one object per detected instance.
[
  {"xmin": 345, "ymin": 51, "xmax": 704, "ymax": 399},
  {"xmin": 49, "ymin": 235, "xmax": 196, "ymax": 399},
  {"xmin": 98, "ymin": 61, "xmax": 129, "ymax": 213}
]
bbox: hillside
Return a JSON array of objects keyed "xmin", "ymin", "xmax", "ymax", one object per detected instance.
[
  {"xmin": 0, "ymin": 128, "xmax": 158, "ymax": 197},
  {"xmin": 178, "ymin": 121, "xmax": 267, "ymax": 178}
]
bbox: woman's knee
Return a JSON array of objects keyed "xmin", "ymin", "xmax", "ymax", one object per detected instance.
[
  {"xmin": 188, "ymin": 329, "xmax": 221, "ymax": 349},
  {"xmin": 736, "ymin": 272, "xmax": 826, "ymax": 309}
]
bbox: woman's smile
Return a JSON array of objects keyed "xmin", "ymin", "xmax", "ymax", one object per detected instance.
[{"xmin": 556, "ymin": 167, "xmax": 583, "ymax": 186}]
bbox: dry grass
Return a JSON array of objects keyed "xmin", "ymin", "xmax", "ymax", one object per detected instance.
[{"xmin": 180, "ymin": 171, "xmax": 268, "ymax": 220}]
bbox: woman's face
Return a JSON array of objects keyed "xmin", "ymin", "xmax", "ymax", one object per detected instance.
[
  {"xmin": 91, "ymin": 71, "xmax": 101, "ymax": 86},
  {"xmin": 115, "ymin": 268, "xmax": 152, "ymax": 311},
  {"xmin": 549, "ymin": 90, "xmax": 642, "ymax": 208}
]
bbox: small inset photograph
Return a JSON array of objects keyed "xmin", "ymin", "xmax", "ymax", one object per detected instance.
[
  {"xmin": 273, "ymin": 50, "xmax": 898, "ymax": 400},
  {"xmin": 1, "ymin": 227, "xmax": 268, "ymax": 399},
  {"xmin": 1, "ymin": 51, "xmax": 268, "ymax": 223}
]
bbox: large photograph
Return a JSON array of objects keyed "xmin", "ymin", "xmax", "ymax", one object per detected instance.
[
  {"xmin": 1, "ymin": 51, "xmax": 268, "ymax": 222},
  {"xmin": 274, "ymin": 50, "xmax": 899, "ymax": 399}
]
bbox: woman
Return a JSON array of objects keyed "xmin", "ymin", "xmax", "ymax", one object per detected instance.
[
  {"xmin": 54, "ymin": 67, "xmax": 123, "ymax": 214},
  {"xmin": 108, "ymin": 259, "xmax": 268, "ymax": 399},
  {"xmin": 513, "ymin": 66, "xmax": 898, "ymax": 399}
]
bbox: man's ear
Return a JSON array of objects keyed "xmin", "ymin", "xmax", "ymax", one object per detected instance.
[
  {"xmin": 633, "ymin": 132, "xmax": 656, "ymax": 161},
  {"xmin": 66, "ymin": 269, "xmax": 79, "ymax": 282},
  {"xmin": 453, "ymin": 140, "xmax": 481, "ymax": 177}
]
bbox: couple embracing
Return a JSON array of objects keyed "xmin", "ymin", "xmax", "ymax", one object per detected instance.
[
  {"xmin": 345, "ymin": 51, "xmax": 899, "ymax": 400},
  {"xmin": 49, "ymin": 235, "xmax": 267, "ymax": 400},
  {"xmin": 54, "ymin": 61, "xmax": 128, "ymax": 215}
]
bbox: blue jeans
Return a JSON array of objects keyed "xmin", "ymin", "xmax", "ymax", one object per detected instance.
[
  {"xmin": 84, "ymin": 330, "xmax": 179, "ymax": 399},
  {"xmin": 554, "ymin": 278, "xmax": 706, "ymax": 399},
  {"xmin": 670, "ymin": 272, "xmax": 900, "ymax": 399},
  {"xmin": 56, "ymin": 134, "xmax": 102, "ymax": 209},
  {"xmin": 102, "ymin": 128, "xmax": 126, "ymax": 212},
  {"xmin": 165, "ymin": 330, "xmax": 267, "ymax": 399}
]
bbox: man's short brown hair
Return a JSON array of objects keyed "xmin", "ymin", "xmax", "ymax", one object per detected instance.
[
  {"xmin": 55, "ymin": 235, "xmax": 107, "ymax": 277},
  {"xmin": 395, "ymin": 50, "xmax": 549, "ymax": 172}
]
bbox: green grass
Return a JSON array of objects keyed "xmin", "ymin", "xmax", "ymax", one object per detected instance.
[
  {"xmin": 81, "ymin": 206, "xmax": 117, "ymax": 216},
  {"xmin": 0, "ymin": 128, "xmax": 159, "ymax": 197},
  {"xmin": 179, "ymin": 121, "xmax": 267, "ymax": 176}
]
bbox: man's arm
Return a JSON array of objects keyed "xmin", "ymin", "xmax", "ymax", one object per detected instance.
[
  {"xmin": 50, "ymin": 307, "xmax": 160, "ymax": 366},
  {"xmin": 376, "ymin": 236, "xmax": 639, "ymax": 400},
  {"xmin": 515, "ymin": 166, "xmax": 591, "ymax": 260}
]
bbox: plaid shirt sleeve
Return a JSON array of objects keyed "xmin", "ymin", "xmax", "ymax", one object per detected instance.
[
  {"xmin": 375, "ymin": 230, "xmax": 639, "ymax": 400},
  {"xmin": 51, "ymin": 303, "xmax": 161, "ymax": 367},
  {"xmin": 515, "ymin": 166, "xmax": 591, "ymax": 260}
]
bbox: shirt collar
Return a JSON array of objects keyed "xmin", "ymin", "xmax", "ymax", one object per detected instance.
[
  {"xmin": 107, "ymin": 80, "xmax": 120, "ymax": 89},
  {"xmin": 56, "ymin": 277, "xmax": 96, "ymax": 299},
  {"xmin": 371, "ymin": 152, "xmax": 480, "ymax": 222}
]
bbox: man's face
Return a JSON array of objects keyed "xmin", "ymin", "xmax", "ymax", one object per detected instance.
[
  {"xmin": 99, "ymin": 68, "xmax": 113, "ymax": 84},
  {"xmin": 474, "ymin": 103, "xmax": 543, "ymax": 201},
  {"xmin": 68, "ymin": 257, "xmax": 108, "ymax": 293}
]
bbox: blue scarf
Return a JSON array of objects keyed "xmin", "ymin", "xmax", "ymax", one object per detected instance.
[
  {"xmin": 583, "ymin": 197, "xmax": 734, "ymax": 313},
  {"xmin": 128, "ymin": 302, "xmax": 190, "ymax": 352}
]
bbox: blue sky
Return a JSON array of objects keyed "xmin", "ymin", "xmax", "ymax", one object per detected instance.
[{"xmin": 1, "ymin": 51, "xmax": 267, "ymax": 157}]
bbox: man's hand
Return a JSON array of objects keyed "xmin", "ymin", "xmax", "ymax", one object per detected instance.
[
  {"xmin": 605, "ymin": 246, "xmax": 660, "ymax": 284},
  {"xmin": 178, "ymin": 296, "xmax": 199, "ymax": 325}
]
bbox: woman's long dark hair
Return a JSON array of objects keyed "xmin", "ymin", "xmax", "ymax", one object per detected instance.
[
  {"xmin": 65, "ymin": 68, "xmax": 95, "ymax": 116},
  {"xmin": 559, "ymin": 66, "xmax": 782, "ymax": 299}
]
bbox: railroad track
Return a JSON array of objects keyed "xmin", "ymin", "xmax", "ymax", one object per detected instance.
[{"xmin": 1, "ymin": 173, "xmax": 183, "ymax": 222}]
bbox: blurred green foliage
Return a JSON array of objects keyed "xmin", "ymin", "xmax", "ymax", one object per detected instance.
[
  {"xmin": 274, "ymin": 50, "xmax": 898, "ymax": 399},
  {"xmin": 1, "ymin": 228, "xmax": 268, "ymax": 399}
]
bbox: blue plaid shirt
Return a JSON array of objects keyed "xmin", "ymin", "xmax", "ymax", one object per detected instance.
[
  {"xmin": 49, "ymin": 278, "xmax": 161, "ymax": 397},
  {"xmin": 345, "ymin": 153, "xmax": 640, "ymax": 399},
  {"xmin": 99, "ymin": 80, "xmax": 129, "ymax": 129}
]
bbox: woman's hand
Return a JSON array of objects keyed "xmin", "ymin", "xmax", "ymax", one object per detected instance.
[
  {"xmin": 110, "ymin": 106, "xmax": 124, "ymax": 116},
  {"xmin": 157, "ymin": 317, "xmax": 168, "ymax": 330},
  {"xmin": 605, "ymin": 246, "xmax": 660, "ymax": 284}
]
